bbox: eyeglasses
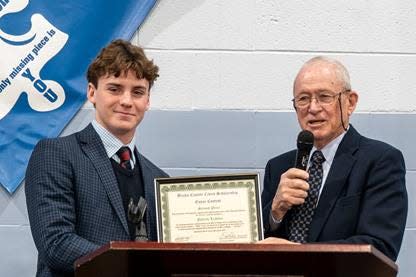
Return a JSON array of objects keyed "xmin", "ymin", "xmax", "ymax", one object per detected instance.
[{"xmin": 292, "ymin": 90, "xmax": 350, "ymax": 109}]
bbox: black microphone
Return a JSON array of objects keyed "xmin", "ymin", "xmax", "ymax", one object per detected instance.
[{"xmin": 294, "ymin": 130, "xmax": 314, "ymax": 170}]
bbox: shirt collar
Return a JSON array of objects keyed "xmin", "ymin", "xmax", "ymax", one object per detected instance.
[
  {"xmin": 91, "ymin": 120, "xmax": 136, "ymax": 162},
  {"xmin": 310, "ymin": 126, "xmax": 349, "ymax": 167}
]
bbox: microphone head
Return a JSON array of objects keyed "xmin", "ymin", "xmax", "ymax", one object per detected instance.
[{"xmin": 297, "ymin": 130, "xmax": 314, "ymax": 151}]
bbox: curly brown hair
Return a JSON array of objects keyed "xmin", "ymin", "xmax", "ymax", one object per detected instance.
[{"xmin": 87, "ymin": 39, "xmax": 159, "ymax": 89}]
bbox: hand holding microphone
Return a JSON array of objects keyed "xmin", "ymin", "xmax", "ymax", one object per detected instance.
[{"xmin": 271, "ymin": 130, "xmax": 314, "ymax": 221}]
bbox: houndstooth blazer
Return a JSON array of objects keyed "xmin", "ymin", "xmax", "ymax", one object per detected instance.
[{"xmin": 25, "ymin": 124, "xmax": 168, "ymax": 277}]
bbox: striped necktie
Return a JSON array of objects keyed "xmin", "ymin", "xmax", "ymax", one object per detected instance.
[
  {"xmin": 288, "ymin": 150, "xmax": 325, "ymax": 242},
  {"xmin": 116, "ymin": 146, "xmax": 132, "ymax": 170}
]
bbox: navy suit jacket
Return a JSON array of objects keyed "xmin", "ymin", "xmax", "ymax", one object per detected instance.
[
  {"xmin": 261, "ymin": 126, "xmax": 407, "ymax": 261},
  {"xmin": 25, "ymin": 124, "xmax": 168, "ymax": 277}
]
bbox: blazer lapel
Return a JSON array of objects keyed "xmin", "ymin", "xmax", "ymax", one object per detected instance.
[
  {"xmin": 308, "ymin": 126, "xmax": 360, "ymax": 241},
  {"xmin": 136, "ymin": 150, "xmax": 157, "ymax": 240},
  {"xmin": 77, "ymin": 124, "xmax": 129, "ymax": 236}
]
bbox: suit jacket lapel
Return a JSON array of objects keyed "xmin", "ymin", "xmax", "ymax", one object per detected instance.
[
  {"xmin": 308, "ymin": 126, "xmax": 360, "ymax": 241},
  {"xmin": 136, "ymin": 150, "xmax": 157, "ymax": 240},
  {"xmin": 77, "ymin": 124, "xmax": 129, "ymax": 236}
]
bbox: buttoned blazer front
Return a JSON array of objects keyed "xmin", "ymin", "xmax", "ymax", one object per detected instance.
[
  {"xmin": 261, "ymin": 125, "xmax": 407, "ymax": 261},
  {"xmin": 25, "ymin": 124, "xmax": 168, "ymax": 276}
]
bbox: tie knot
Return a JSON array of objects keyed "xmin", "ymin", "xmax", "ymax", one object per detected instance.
[
  {"xmin": 311, "ymin": 150, "xmax": 325, "ymax": 165},
  {"xmin": 117, "ymin": 146, "xmax": 131, "ymax": 163}
]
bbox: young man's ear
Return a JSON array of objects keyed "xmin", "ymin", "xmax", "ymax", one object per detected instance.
[
  {"xmin": 145, "ymin": 95, "xmax": 150, "ymax": 111},
  {"xmin": 87, "ymin": 83, "xmax": 96, "ymax": 105},
  {"xmin": 145, "ymin": 87, "xmax": 151, "ymax": 111}
]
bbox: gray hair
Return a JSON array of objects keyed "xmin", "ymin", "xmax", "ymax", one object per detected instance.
[{"xmin": 294, "ymin": 56, "xmax": 351, "ymax": 92}]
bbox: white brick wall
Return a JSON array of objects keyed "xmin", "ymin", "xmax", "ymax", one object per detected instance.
[{"xmin": 135, "ymin": 0, "xmax": 416, "ymax": 112}]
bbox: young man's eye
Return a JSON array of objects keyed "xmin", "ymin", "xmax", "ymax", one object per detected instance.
[
  {"xmin": 108, "ymin": 87, "xmax": 119, "ymax": 93},
  {"xmin": 133, "ymin": 90, "xmax": 145, "ymax": 96}
]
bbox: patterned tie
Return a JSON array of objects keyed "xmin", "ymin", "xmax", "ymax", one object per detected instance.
[
  {"xmin": 288, "ymin": 150, "xmax": 325, "ymax": 243},
  {"xmin": 116, "ymin": 146, "xmax": 132, "ymax": 170}
]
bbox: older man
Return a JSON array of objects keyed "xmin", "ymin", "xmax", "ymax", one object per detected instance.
[{"xmin": 261, "ymin": 56, "xmax": 407, "ymax": 261}]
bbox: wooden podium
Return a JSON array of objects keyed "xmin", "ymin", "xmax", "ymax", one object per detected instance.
[{"xmin": 75, "ymin": 242, "xmax": 397, "ymax": 277}]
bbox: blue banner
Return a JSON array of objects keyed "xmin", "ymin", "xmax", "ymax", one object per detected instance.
[{"xmin": 0, "ymin": 0, "xmax": 157, "ymax": 193}]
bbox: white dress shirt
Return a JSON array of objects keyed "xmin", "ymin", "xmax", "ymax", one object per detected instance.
[{"xmin": 92, "ymin": 120, "xmax": 136, "ymax": 168}]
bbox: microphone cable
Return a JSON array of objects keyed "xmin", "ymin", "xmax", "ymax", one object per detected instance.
[{"xmin": 338, "ymin": 90, "xmax": 349, "ymax": 131}]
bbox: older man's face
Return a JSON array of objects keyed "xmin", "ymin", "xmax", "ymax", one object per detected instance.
[{"xmin": 293, "ymin": 62, "xmax": 358, "ymax": 149}]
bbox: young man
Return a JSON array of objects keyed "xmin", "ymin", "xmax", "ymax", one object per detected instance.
[
  {"xmin": 25, "ymin": 39, "xmax": 168, "ymax": 276},
  {"xmin": 261, "ymin": 56, "xmax": 407, "ymax": 261}
]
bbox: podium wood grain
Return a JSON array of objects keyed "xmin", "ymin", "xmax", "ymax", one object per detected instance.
[{"xmin": 75, "ymin": 242, "xmax": 397, "ymax": 277}]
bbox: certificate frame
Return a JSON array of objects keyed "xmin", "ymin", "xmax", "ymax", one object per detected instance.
[{"xmin": 154, "ymin": 173, "xmax": 263, "ymax": 243}]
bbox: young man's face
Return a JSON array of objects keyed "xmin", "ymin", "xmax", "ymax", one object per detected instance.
[{"xmin": 87, "ymin": 70, "xmax": 150, "ymax": 143}]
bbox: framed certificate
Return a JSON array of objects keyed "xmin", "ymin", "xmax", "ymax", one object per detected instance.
[{"xmin": 154, "ymin": 173, "xmax": 263, "ymax": 243}]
